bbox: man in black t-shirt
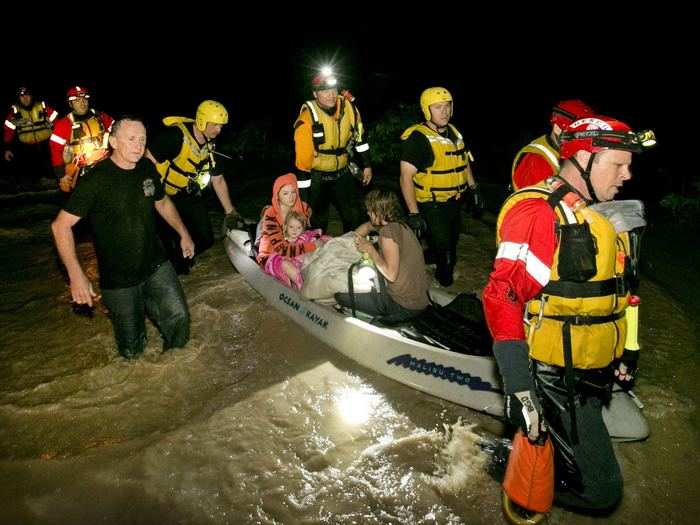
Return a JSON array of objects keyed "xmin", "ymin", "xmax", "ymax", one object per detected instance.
[{"xmin": 52, "ymin": 117, "xmax": 195, "ymax": 359}]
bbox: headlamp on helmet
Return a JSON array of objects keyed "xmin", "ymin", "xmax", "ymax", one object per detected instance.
[
  {"xmin": 311, "ymin": 66, "xmax": 338, "ymax": 91},
  {"xmin": 636, "ymin": 129, "xmax": 657, "ymax": 148},
  {"xmin": 559, "ymin": 116, "xmax": 656, "ymax": 159},
  {"xmin": 67, "ymin": 85, "xmax": 90, "ymax": 101}
]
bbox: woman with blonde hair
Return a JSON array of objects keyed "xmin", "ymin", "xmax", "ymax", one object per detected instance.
[{"xmin": 335, "ymin": 189, "xmax": 430, "ymax": 321}]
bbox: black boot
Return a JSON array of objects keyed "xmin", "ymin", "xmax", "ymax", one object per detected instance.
[{"xmin": 436, "ymin": 251, "xmax": 454, "ymax": 287}]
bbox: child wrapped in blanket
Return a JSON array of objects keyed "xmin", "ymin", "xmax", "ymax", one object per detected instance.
[{"xmin": 264, "ymin": 210, "xmax": 330, "ymax": 289}]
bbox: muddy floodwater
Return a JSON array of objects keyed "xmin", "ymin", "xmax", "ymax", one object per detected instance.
[{"xmin": 1, "ymin": 199, "xmax": 698, "ymax": 524}]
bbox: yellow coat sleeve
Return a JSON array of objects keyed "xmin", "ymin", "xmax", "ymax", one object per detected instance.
[{"xmin": 294, "ymin": 109, "xmax": 315, "ymax": 173}]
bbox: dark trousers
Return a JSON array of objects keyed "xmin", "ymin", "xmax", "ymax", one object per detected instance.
[
  {"xmin": 335, "ymin": 285, "xmax": 423, "ymax": 324},
  {"xmin": 160, "ymin": 191, "xmax": 214, "ymax": 274},
  {"xmin": 534, "ymin": 362, "xmax": 623, "ymax": 512},
  {"xmin": 3, "ymin": 141, "xmax": 52, "ymax": 191},
  {"xmin": 101, "ymin": 261, "xmax": 190, "ymax": 358},
  {"xmin": 300, "ymin": 170, "xmax": 364, "ymax": 233},
  {"xmin": 418, "ymin": 198, "xmax": 463, "ymax": 286}
]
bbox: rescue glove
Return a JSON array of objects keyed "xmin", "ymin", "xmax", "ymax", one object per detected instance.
[
  {"xmin": 614, "ymin": 349, "xmax": 639, "ymax": 391},
  {"xmin": 493, "ymin": 340, "xmax": 544, "ymax": 441},
  {"xmin": 508, "ymin": 390, "xmax": 544, "ymax": 442},
  {"xmin": 407, "ymin": 212, "xmax": 427, "ymax": 238},
  {"xmin": 223, "ymin": 211, "xmax": 245, "ymax": 233}
]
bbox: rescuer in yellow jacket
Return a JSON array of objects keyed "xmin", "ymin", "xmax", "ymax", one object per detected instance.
[
  {"xmin": 483, "ymin": 114, "xmax": 656, "ymax": 512},
  {"xmin": 147, "ymin": 100, "xmax": 241, "ymax": 274},
  {"xmin": 400, "ymin": 87, "xmax": 480, "ymax": 287},
  {"xmin": 511, "ymin": 99, "xmax": 594, "ymax": 191},
  {"xmin": 2, "ymin": 85, "xmax": 59, "ymax": 191},
  {"xmin": 294, "ymin": 67, "xmax": 372, "ymax": 233}
]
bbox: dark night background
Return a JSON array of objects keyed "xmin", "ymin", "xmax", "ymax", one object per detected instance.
[
  {"xmin": 2, "ymin": 20, "xmax": 692, "ymax": 201},
  {"xmin": 2, "ymin": 19, "xmax": 700, "ymax": 524}
]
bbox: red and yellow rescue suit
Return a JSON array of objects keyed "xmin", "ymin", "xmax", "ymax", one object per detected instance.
[
  {"xmin": 483, "ymin": 177, "xmax": 633, "ymax": 366},
  {"xmin": 511, "ymin": 134, "xmax": 560, "ymax": 192},
  {"xmin": 49, "ymin": 109, "xmax": 114, "ymax": 186},
  {"xmin": 3, "ymin": 101, "xmax": 58, "ymax": 145},
  {"xmin": 483, "ymin": 176, "xmax": 638, "ymax": 510}
]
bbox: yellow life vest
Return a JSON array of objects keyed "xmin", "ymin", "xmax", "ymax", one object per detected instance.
[
  {"xmin": 156, "ymin": 117, "xmax": 215, "ymax": 196},
  {"xmin": 68, "ymin": 110, "xmax": 109, "ymax": 166},
  {"xmin": 295, "ymin": 97, "xmax": 359, "ymax": 173},
  {"xmin": 11, "ymin": 102, "xmax": 53, "ymax": 144},
  {"xmin": 496, "ymin": 178, "xmax": 631, "ymax": 369},
  {"xmin": 400, "ymin": 123, "xmax": 471, "ymax": 202},
  {"xmin": 510, "ymin": 134, "xmax": 560, "ymax": 188}
]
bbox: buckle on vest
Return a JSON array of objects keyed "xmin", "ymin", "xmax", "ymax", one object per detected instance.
[
  {"xmin": 186, "ymin": 179, "xmax": 201, "ymax": 195},
  {"xmin": 313, "ymin": 168, "xmax": 346, "ymax": 182}
]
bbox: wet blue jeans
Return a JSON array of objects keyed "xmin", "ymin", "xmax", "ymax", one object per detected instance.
[{"xmin": 101, "ymin": 261, "xmax": 190, "ymax": 358}]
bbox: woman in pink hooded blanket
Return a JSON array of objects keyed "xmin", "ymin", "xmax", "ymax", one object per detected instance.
[{"xmin": 257, "ymin": 173, "xmax": 330, "ymax": 289}]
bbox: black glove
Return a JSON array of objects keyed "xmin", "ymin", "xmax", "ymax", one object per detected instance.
[
  {"xmin": 223, "ymin": 211, "xmax": 244, "ymax": 232},
  {"xmin": 407, "ymin": 212, "xmax": 427, "ymax": 238},
  {"xmin": 493, "ymin": 340, "xmax": 544, "ymax": 441},
  {"xmin": 614, "ymin": 349, "xmax": 639, "ymax": 391},
  {"xmin": 470, "ymin": 185, "xmax": 485, "ymax": 219},
  {"xmin": 506, "ymin": 390, "xmax": 544, "ymax": 441}
]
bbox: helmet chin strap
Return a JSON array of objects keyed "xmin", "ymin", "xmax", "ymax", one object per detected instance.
[
  {"xmin": 193, "ymin": 123, "xmax": 212, "ymax": 147},
  {"xmin": 569, "ymin": 153, "xmax": 599, "ymax": 204}
]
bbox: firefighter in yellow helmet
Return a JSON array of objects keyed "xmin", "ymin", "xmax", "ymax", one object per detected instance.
[
  {"xmin": 399, "ymin": 87, "xmax": 479, "ymax": 287},
  {"xmin": 293, "ymin": 67, "xmax": 373, "ymax": 233},
  {"xmin": 147, "ymin": 100, "xmax": 241, "ymax": 274}
]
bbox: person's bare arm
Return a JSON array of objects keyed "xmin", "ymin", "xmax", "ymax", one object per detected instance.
[
  {"xmin": 355, "ymin": 234, "xmax": 400, "ymax": 282},
  {"xmin": 154, "ymin": 196, "xmax": 195, "ymax": 258},
  {"xmin": 361, "ymin": 166, "xmax": 373, "ymax": 186},
  {"xmin": 400, "ymin": 160, "xmax": 419, "ymax": 214},
  {"xmin": 465, "ymin": 156, "xmax": 476, "ymax": 189},
  {"xmin": 354, "ymin": 221, "xmax": 374, "ymax": 238},
  {"xmin": 211, "ymin": 174, "xmax": 236, "ymax": 215},
  {"xmin": 51, "ymin": 210, "xmax": 98, "ymax": 306}
]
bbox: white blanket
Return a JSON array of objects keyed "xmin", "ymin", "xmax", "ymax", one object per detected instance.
[{"xmin": 301, "ymin": 233, "xmax": 373, "ymax": 300}]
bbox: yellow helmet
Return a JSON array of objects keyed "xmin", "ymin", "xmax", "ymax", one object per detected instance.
[
  {"xmin": 196, "ymin": 100, "xmax": 228, "ymax": 131},
  {"xmin": 420, "ymin": 87, "xmax": 452, "ymax": 121}
]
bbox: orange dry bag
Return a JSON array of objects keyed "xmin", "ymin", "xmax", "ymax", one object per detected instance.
[{"xmin": 502, "ymin": 430, "xmax": 554, "ymax": 514}]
